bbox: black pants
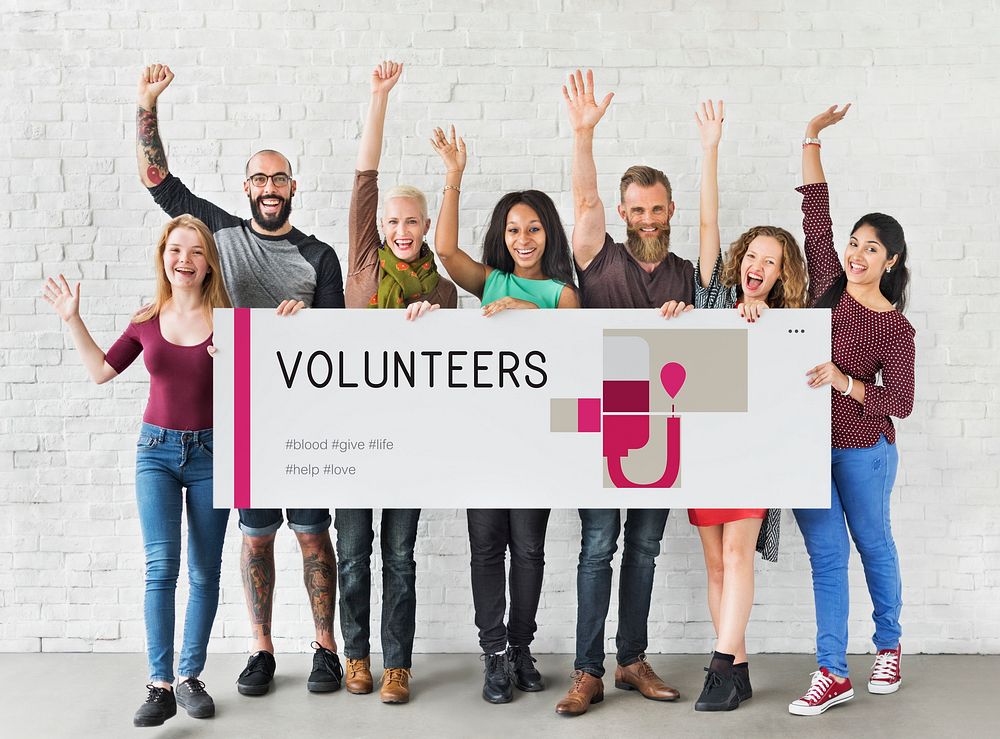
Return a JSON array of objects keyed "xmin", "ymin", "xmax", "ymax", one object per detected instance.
[{"xmin": 467, "ymin": 509, "xmax": 551, "ymax": 654}]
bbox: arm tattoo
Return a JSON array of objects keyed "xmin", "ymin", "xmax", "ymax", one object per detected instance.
[
  {"xmin": 241, "ymin": 538, "xmax": 274, "ymax": 634},
  {"xmin": 302, "ymin": 548, "xmax": 336, "ymax": 634},
  {"xmin": 137, "ymin": 105, "xmax": 168, "ymax": 185}
]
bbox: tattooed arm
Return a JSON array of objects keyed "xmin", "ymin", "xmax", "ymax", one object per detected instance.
[{"xmin": 136, "ymin": 64, "xmax": 175, "ymax": 188}]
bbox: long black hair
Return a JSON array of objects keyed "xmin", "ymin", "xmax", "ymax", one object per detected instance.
[
  {"xmin": 481, "ymin": 190, "xmax": 578, "ymax": 288},
  {"xmin": 815, "ymin": 212, "xmax": 909, "ymax": 313}
]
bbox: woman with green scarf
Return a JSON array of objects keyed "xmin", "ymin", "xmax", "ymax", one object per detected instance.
[{"xmin": 338, "ymin": 60, "xmax": 456, "ymax": 706}]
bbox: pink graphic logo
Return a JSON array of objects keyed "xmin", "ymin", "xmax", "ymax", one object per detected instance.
[{"xmin": 550, "ymin": 335, "xmax": 686, "ymax": 489}]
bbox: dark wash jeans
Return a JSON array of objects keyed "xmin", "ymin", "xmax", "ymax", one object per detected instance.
[
  {"xmin": 467, "ymin": 509, "xmax": 551, "ymax": 654},
  {"xmin": 575, "ymin": 508, "xmax": 669, "ymax": 677},
  {"xmin": 334, "ymin": 509, "xmax": 419, "ymax": 669}
]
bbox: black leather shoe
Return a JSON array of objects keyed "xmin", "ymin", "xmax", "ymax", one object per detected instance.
[
  {"xmin": 237, "ymin": 651, "xmax": 276, "ymax": 696},
  {"xmin": 733, "ymin": 662, "xmax": 752, "ymax": 702},
  {"xmin": 694, "ymin": 667, "xmax": 740, "ymax": 711},
  {"xmin": 507, "ymin": 645, "xmax": 544, "ymax": 692},
  {"xmin": 176, "ymin": 678, "xmax": 215, "ymax": 718},
  {"xmin": 133, "ymin": 684, "xmax": 176, "ymax": 727},
  {"xmin": 482, "ymin": 652, "xmax": 513, "ymax": 704},
  {"xmin": 308, "ymin": 642, "xmax": 343, "ymax": 693}
]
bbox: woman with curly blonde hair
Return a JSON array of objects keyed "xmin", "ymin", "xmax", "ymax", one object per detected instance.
[{"xmin": 661, "ymin": 101, "xmax": 808, "ymax": 712}]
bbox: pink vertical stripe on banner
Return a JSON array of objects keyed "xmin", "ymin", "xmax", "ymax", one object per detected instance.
[{"xmin": 234, "ymin": 308, "xmax": 251, "ymax": 508}]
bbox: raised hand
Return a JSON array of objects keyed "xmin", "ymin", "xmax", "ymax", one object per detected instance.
[
  {"xmin": 371, "ymin": 60, "xmax": 403, "ymax": 96},
  {"xmin": 138, "ymin": 64, "xmax": 174, "ymax": 107},
  {"xmin": 562, "ymin": 69, "xmax": 614, "ymax": 133},
  {"xmin": 695, "ymin": 100, "xmax": 724, "ymax": 150},
  {"xmin": 806, "ymin": 104, "xmax": 851, "ymax": 138},
  {"xmin": 41, "ymin": 275, "xmax": 80, "ymax": 323},
  {"xmin": 430, "ymin": 125, "xmax": 467, "ymax": 173}
]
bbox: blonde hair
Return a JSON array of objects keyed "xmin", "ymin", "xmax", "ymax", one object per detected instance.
[
  {"xmin": 133, "ymin": 214, "xmax": 232, "ymax": 326},
  {"xmin": 383, "ymin": 185, "xmax": 428, "ymax": 222},
  {"xmin": 720, "ymin": 225, "xmax": 808, "ymax": 309}
]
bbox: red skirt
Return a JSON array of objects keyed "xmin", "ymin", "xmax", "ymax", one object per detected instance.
[{"xmin": 688, "ymin": 508, "xmax": 767, "ymax": 527}]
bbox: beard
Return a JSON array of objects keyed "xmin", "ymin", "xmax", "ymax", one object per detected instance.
[
  {"xmin": 249, "ymin": 194, "xmax": 292, "ymax": 232},
  {"xmin": 625, "ymin": 222, "xmax": 671, "ymax": 263}
]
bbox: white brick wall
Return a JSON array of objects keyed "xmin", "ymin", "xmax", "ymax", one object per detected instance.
[{"xmin": 1, "ymin": 1, "xmax": 998, "ymax": 657}]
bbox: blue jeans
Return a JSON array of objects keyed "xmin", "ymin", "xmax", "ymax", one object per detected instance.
[
  {"xmin": 334, "ymin": 509, "xmax": 419, "ymax": 669},
  {"xmin": 135, "ymin": 423, "xmax": 230, "ymax": 683},
  {"xmin": 575, "ymin": 509, "xmax": 669, "ymax": 677},
  {"xmin": 794, "ymin": 436, "xmax": 902, "ymax": 677}
]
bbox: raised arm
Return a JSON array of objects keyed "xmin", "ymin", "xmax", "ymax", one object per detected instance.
[
  {"xmin": 356, "ymin": 60, "xmax": 403, "ymax": 172},
  {"xmin": 695, "ymin": 100, "xmax": 724, "ymax": 288},
  {"xmin": 41, "ymin": 276, "xmax": 118, "ymax": 384},
  {"xmin": 430, "ymin": 126, "xmax": 489, "ymax": 297},
  {"xmin": 562, "ymin": 69, "xmax": 614, "ymax": 270},
  {"xmin": 136, "ymin": 64, "xmax": 175, "ymax": 187},
  {"xmin": 802, "ymin": 104, "xmax": 850, "ymax": 186}
]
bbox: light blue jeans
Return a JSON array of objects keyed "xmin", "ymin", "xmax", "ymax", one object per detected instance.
[
  {"xmin": 794, "ymin": 435, "xmax": 902, "ymax": 677},
  {"xmin": 135, "ymin": 423, "xmax": 230, "ymax": 683}
]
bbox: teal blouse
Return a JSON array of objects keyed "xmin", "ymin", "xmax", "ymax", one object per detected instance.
[{"xmin": 481, "ymin": 270, "xmax": 566, "ymax": 309}]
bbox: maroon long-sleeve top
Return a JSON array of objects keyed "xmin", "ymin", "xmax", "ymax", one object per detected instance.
[{"xmin": 798, "ymin": 182, "xmax": 915, "ymax": 449}]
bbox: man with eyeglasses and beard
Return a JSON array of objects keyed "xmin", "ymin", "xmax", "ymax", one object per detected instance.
[
  {"xmin": 554, "ymin": 69, "xmax": 692, "ymax": 718},
  {"xmin": 135, "ymin": 64, "xmax": 346, "ymax": 706}
]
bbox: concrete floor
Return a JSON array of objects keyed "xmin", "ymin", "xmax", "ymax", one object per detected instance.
[{"xmin": 1, "ymin": 653, "xmax": 992, "ymax": 737}]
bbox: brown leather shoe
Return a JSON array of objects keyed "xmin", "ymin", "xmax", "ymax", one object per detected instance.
[
  {"xmin": 554, "ymin": 670, "xmax": 604, "ymax": 716},
  {"xmin": 614, "ymin": 654, "xmax": 680, "ymax": 701},
  {"xmin": 345, "ymin": 656, "xmax": 373, "ymax": 695},
  {"xmin": 380, "ymin": 667, "xmax": 411, "ymax": 704}
]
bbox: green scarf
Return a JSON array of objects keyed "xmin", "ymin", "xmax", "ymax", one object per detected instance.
[{"xmin": 369, "ymin": 242, "xmax": 441, "ymax": 309}]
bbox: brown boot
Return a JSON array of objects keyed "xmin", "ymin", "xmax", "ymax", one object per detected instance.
[
  {"xmin": 345, "ymin": 656, "xmax": 373, "ymax": 695},
  {"xmin": 614, "ymin": 654, "xmax": 680, "ymax": 701},
  {"xmin": 380, "ymin": 667, "xmax": 411, "ymax": 704},
  {"xmin": 554, "ymin": 670, "xmax": 604, "ymax": 716}
]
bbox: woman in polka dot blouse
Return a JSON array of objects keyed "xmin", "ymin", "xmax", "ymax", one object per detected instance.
[{"xmin": 788, "ymin": 105, "xmax": 916, "ymax": 717}]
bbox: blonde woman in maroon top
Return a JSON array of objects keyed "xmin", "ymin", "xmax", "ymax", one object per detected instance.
[{"xmin": 788, "ymin": 106, "xmax": 915, "ymax": 717}]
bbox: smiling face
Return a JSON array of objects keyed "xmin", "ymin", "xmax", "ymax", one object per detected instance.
[
  {"xmin": 162, "ymin": 226, "xmax": 210, "ymax": 291},
  {"xmin": 740, "ymin": 235, "xmax": 784, "ymax": 301},
  {"xmin": 504, "ymin": 202, "xmax": 547, "ymax": 275},
  {"xmin": 619, "ymin": 183, "xmax": 675, "ymax": 263},
  {"xmin": 382, "ymin": 197, "xmax": 430, "ymax": 262},
  {"xmin": 243, "ymin": 151, "xmax": 295, "ymax": 233},
  {"xmin": 845, "ymin": 223, "xmax": 898, "ymax": 287}
]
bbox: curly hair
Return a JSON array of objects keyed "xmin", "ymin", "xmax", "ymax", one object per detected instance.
[{"xmin": 719, "ymin": 225, "xmax": 808, "ymax": 309}]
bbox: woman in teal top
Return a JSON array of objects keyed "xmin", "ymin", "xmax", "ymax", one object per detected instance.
[{"xmin": 431, "ymin": 126, "xmax": 579, "ymax": 705}]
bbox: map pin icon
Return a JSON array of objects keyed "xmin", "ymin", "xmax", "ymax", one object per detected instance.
[{"xmin": 659, "ymin": 362, "xmax": 686, "ymax": 399}]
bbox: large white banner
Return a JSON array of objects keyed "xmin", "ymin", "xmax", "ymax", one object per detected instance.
[{"xmin": 213, "ymin": 308, "xmax": 831, "ymax": 509}]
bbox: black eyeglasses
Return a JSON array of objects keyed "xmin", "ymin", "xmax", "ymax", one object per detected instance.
[{"xmin": 247, "ymin": 173, "xmax": 291, "ymax": 187}]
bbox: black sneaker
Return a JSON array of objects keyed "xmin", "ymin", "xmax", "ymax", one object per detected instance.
[
  {"xmin": 133, "ymin": 684, "xmax": 176, "ymax": 727},
  {"xmin": 307, "ymin": 641, "xmax": 343, "ymax": 693},
  {"xmin": 176, "ymin": 678, "xmax": 215, "ymax": 718},
  {"xmin": 733, "ymin": 662, "xmax": 752, "ymax": 703},
  {"xmin": 694, "ymin": 667, "xmax": 740, "ymax": 712},
  {"xmin": 482, "ymin": 652, "xmax": 513, "ymax": 704},
  {"xmin": 507, "ymin": 645, "xmax": 544, "ymax": 692},
  {"xmin": 237, "ymin": 650, "xmax": 276, "ymax": 696}
]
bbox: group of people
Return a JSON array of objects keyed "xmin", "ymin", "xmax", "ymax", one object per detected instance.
[{"xmin": 42, "ymin": 63, "xmax": 915, "ymax": 727}]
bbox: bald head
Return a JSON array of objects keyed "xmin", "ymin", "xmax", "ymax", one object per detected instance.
[{"xmin": 245, "ymin": 149, "xmax": 293, "ymax": 178}]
